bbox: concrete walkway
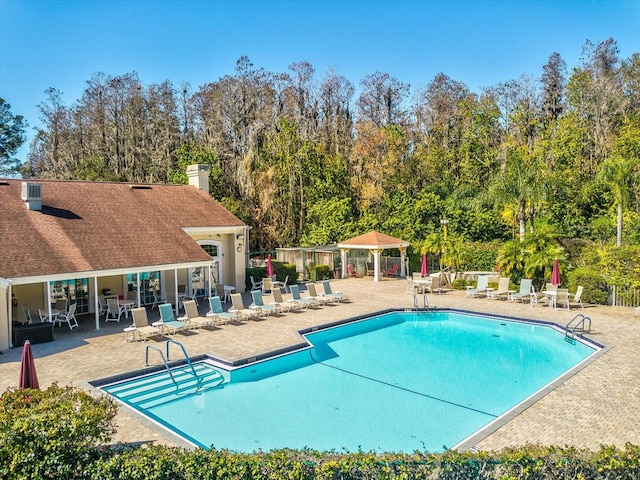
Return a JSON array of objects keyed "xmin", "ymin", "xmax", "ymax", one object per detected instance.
[{"xmin": 1, "ymin": 278, "xmax": 639, "ymax": 451}]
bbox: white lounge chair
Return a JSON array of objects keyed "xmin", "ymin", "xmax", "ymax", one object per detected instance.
[
  {"xmin": 206, "ymin": 296, "xmax": 234, "ymax": 326},
  {"xmin": 509, "ymin": 279, "xmax": 533, "ymax": 303},
  {"xmin": 487, "ymin": 277, "xmax": 510, "ymax": 300},
  {"xmin": 130, "ymin": 307, "xmax": 162, "ymax": 341},
  {"xmin": 250, "ymin": 290, "xmax": 279, "ymax": 316},
  {"xmin": 271, "ymin": 288, "xmax": 299, "ymax": 312},
  {"xmin": 466, "ymin": 275, "xmax": 489, "ymax": 298},
  {"xmin": 157, "ymin": 303, "xmax": 188, "ymax": 336},
  {"xmin": 179, "ymin": 299, "xmax": 214, "ymax": 330},
  {"xmin": 289, "ymin": 284, "xmax": 317, "ymax": 308}
]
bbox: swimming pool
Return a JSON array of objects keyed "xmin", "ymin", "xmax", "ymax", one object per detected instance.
[{"xmin": 98, "ymin": 310, "xmax": 600, "ymax": 453}]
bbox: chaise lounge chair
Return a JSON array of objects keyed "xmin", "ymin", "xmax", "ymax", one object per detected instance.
[
  {"xmin": 158, "ymin": 303, "xmax": 188, "ymax": 336},
  {"xmin": 230, "ymin": 293, "xmax": 259, "ymax": 321},
  {"xmin": 206, "ymin": 296, "xmax": 234, "ymax": 326},
  {"xmin": 271, "ymin": 288, "xmax": 300, "ymax": 312},
  {"xmin": 179, "ymin": 299, "xmax": 214, "ymax": 330},
  {"xmin": 487, "ymin": 277, "xmax": 511, "ymax": 300},
  {"xmin": 466, "ymin": 275, "xmax": 489, "ymax": 298},
  {"xmin": 130, "ymin": 307, "xmax": 162, "ymax": 341},
  {"xmin": 322, "ymin": 280, "xmax": 345, "ymax": 302},
  {"xmin": 250, "ymin": 290, "xmax": 279, "ymax": 316},
  {"xmin": 289, "ymin": 284, "xmax": 317, "ymax": 308},
  {"xmin": 508, "ymin": 279, "xmax": 533, "ymax": 303},
  {"xmin": 307, "ymin": 283, "xmax": 330, "ymax": 305}
]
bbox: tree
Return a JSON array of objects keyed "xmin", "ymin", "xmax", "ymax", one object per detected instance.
[
  {"xmin": 597, "ymin": 117, "xmax": 640, "ymax": 246},
  {"xmin": 357, "ymin": 72, "xmax": 409, "ymax": 127},
  {"xmin": 0, "ymin": 98, "xmax": 27, "ymax": 176}
]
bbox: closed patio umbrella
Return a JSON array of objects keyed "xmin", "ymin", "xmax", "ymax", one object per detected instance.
[
  {"xmin": 19, "ymin": 340, "xmax": 39, "ymax": 389},
  {"xmin": 420, "ymin": 253, "xmax": 429, "ymax": 276},
  {"xmin": 266, "ymin": 254, "xmax": 274, "ymax": 277},
  {"xmin": 551, "ymin": 258, "xmax": 561, "ymax": 286}
]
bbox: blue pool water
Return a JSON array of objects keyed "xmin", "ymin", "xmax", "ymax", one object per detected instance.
[{"xmin": 101, "ymin": 311, "xmax": 597, "ymax": 453}]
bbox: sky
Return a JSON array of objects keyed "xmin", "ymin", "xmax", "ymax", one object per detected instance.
[{"xmin": 1, "ymin": 0, "xmax": 639, "ymax": 163}]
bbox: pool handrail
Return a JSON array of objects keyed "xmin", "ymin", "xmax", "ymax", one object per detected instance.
[{"xmin": 166, "ymin": 338, "xmax": 202, "ymax": 386}]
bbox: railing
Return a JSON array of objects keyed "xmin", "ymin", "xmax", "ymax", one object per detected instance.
[
  {"xmin": 610, "ymin": 285, "xmax": 640, "ymax": 308},
  {"xmin": 564, "ymin": 314, "xmax": 592, "ymax": 344},
  {"xmin": 145, "ymin": 339, "xmax": 202, "ymax": 388}
]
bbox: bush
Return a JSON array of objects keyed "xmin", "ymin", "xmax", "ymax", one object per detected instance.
[
  {"xmin": 0, "ymin": 384, "xmax": 117, "ymax": 480},
  {"xmin": 245, "ymin": 263, "xmax": 297, "ymax": 290},
  {"xmin": 567, "ymin": 267, "xmax": 609, "ymax": 305},
  {"xmin": 452, "ymin": 278, "xmax": 469, "ymax": 290}
]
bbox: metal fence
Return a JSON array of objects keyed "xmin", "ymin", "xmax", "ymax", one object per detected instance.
[{"xmin": 610, "ymin": 285, "xmax": 640, "ymax": 308}]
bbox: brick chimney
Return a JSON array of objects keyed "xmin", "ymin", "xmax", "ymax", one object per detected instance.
[{"xmin": 186, "ymin": 164, "xmax": 210, "ymax": 194}]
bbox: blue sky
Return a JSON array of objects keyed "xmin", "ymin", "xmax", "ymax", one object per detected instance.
[{"xmin": 1, "ymin": 0, "xmax": 639, "ymax": 163}]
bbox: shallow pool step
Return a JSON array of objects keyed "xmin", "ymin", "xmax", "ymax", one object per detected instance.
[{"xmin": 106, "ymin": 364, "xmax": 225, "ymax": 409}]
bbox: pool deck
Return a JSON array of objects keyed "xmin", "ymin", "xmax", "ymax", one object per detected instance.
[{"xmin": 1, "ymin": 278, "xmax": 639, "ymax": 451}]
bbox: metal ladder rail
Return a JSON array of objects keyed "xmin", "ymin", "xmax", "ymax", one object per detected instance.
[
  {"xmin": 145, "ymin": 345, "xmax": 180, "ymax": 387},
  {"xmin": 565, "ymin": 314, "xmax": 592, "ymax": 341},
  {"xmin": 165, "ymin": 338, "xmax": 202, "ymax": 386}
]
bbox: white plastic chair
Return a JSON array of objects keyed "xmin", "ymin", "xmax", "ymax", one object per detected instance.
[{"xmin": 54, "ymin": 303, "xmax": 79, "ymax": 329}]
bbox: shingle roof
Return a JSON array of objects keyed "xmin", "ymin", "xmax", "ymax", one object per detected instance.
[
  {"xmin": 0, "ymin": 179, "xmax": 245, "ymax": 279},
  {"xmin": 337, "ymin": 231, "xmax": 410, "ymax": 249}
]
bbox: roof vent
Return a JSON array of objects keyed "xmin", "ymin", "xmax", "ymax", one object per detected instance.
[{"xmin": 21, "ymin": 182, "xmax": 43, "ymax": 211}]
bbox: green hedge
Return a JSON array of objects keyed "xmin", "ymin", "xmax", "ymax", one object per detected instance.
[
  {"xmin": 567, "ymin": 267, "xmax": 609, "ymax": 305},
  {"xmin": 2, "ymin": 385, "xmax": 639, "ymax": 479},
  {"xmin": 245, "ymin": 263, "xmax": 297, "ymax": 290}
]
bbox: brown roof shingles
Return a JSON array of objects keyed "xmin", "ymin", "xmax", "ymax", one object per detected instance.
[{"xmin": 0, "ymin": 180, "xmax": 245, "ymax": 279}]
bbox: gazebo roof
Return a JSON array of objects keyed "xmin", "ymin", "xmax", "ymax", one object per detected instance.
[{"xmin": 337, "ymin": 231, "xmax": 410, "ymax": 250}]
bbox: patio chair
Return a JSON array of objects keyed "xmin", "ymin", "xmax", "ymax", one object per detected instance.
[
  {"xmin": 130, "ymin": 307, "xmax": 162, "ymax": 341},
  {"xmin": 179, "ymin": 299, "xmax": 214, "ymax": 330},
  {"xmin": 385, "ymin": 263, "xmax": 399, "ymax": 277},
  {"xmin": 97, "ymin": 295, "xmax": 108, "ymax": 316},
  {"xmin": 206, "ymin": 296, "xmax": 234, "ymax": 326},
  {"xmin": 250, "ymin": 276, "xmax": 263, "ymax": 290},
  {"xmin": 230, "ymin": 293, "xmax": 258, "ymax": 321},
  {"xmin": 509, "ymin": 279, "xmax": 533, "ymax": 303},
  {"xmin": 271, "ymin": 288, "xmax": 299, "ymax": 312},
  {"xmin": 26, "ymin": 307, "xmax": 43, "ymax": 324},
  {"xmin": 289, "ymin": 284, "xmax": 317, "ymax": 308},
  {"xmin": 537, "ymin": 283, "xmax": 558, "ymax": 308},
  {"xmin": 555, "ymin": 288, "xmax": 570, "ymax": 310},
  {"xmin": 322, "ymin": 280, "xmax": 345, "ymax": 302},
  {"xmin": 307, "ymin": 283, "xmax": 330, "ymax": 305},
  {"xmin": 569, "ymin": 286, "xmax": 585, "ymax": 309},
  {"xmin": 250, "ymin": 290, "xmax": 279, "ymax": 316},
  {"xmin": 53, "ymin": 303, "xmax": 78, "ymax": 330},
  {"xmin": 105, "ymin": 298, "xmax": 125, "ymax": 322},
  {"xmin": 261, "ymin": 277, "xmax": 273, "ymax": 295},
  {"xmin": 465, "ymin": 275, "xmax": 489, "ymax": 298},
  {"xmin": 487, "ymin": 277, "xmax": 511, "ymax": 300},
  {"xmin": 158, "ymin": 303, "xmax": 188, "ymax": 336},
  {"xmin": 178, "ymin": 284, "xmax": 198, "ymax": 307},
  {"xmin": 282, "ymin": 275, "xmax": 290, "ymax": 293}
]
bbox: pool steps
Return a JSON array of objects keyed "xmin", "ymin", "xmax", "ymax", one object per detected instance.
[{"xmin": 106, "ymin": 363, "xmax": 225, "ymax": 410}]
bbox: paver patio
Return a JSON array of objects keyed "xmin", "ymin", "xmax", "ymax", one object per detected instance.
[{"xmin": 1, "ymin": 277, "xmax": 639, "ymax": 451}]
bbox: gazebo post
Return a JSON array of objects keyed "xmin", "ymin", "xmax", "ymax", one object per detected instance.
[
  {"xmin": 372, "ymin": 248, "xmax": 382, "ymax": 282},
  {"xmin": 399, "ymin": 246, "xmax": 407, "ymax": 278},
  {"xmin": 340, "ymin": 248, "xmax": 349, "ymax": 279}
]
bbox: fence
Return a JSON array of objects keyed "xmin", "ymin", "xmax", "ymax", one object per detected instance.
[{"xmin": 610, "ymin": 285, "xmax": 640, "ymax": 308}]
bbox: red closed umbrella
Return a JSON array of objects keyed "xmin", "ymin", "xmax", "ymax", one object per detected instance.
[
  {"xmin": 551, "ymin": 259, "xmax": 561, "ymax": 286},
  {"xmin": 19, "ymin": 340, "xmax": 39, "ymax": 389},
  {"xmin": 420, "ymin": 253, "xmax": 429, "ymax": 276},
  {"xmin": 266, "ymin": 254, "xmax": 274, "ymax": 277}
]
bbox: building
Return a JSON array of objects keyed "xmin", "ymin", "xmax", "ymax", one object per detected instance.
[{"xmin": 0, "ymin": 164, "xmax": 249, "ymax": 350}]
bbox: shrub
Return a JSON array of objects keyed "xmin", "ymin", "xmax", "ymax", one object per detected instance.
[
  {"xmin": 0, "ymin": 384, "xmax": 117, "ymax": 480},
  {"xmin": 452, "ymin": 278, "xmax": 469, "ymax": 290},
  {"xmin": 567, "ymin": 267, "xmax": 609, "ymax": 305}
]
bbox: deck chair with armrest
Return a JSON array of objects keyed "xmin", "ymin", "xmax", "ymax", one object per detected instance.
[
  {"xmin": 206, "ymin": 296, "xmax": 235, "ymax": 326},
  {"xmin": 537, "ymin": 283, "xmax": 558, "ymax": 307},
  {"xmin": 230, "ymin": 293, "xmax": 258, "ymax": 321},
  {"xmin": 322, "ymin": 280, "xmax": 345, "ymax": 302},
  {"xmin": 53, "ymin": 303, "xmax": 78, "ymax": 330},
  {"xmin": 250, "ymin": 276, "xmax": 263, "ymax": 291},
  {"xmin": 261, "ymin": 277, "xmax": 273, "ymax": 295},
  {"xmin": 466, "ymin": 275, "xmax": 489, "ymax": 298},
  {"xmin": 385, "ymin": 263, "xmax": 399, "ymax": 277},
  {"xmin": 131, "ymin": 307, "xmax": 162, "ymax": 341},
  {"xmin": 289, "ymin": 284, "xmax": 317, "ymax": 308},
  {"xmin": 569, "ymin": 286, "xmax": 585, "ymax": 309},
  {"xmin": 179, "ymin": 299, "xmax": 214, "ymax": 330},
  {"xmin": 307, "ymin": 283, "xmax": 330, "ymax": 305},
  {"xmin": 105, "ymin": 297, "xmax": 125, "ymax": 322},
  {"xmin": 509, "ymin": 279, "xmax": 533, "ymax": 303},
  {"xmin": 347, "ymin": 264, "xmax": 359, "ymax": 277},
  {"xmin": 554, "ymin": 288, "xmax": 570, "ymax": 310},
  {"xmin": 158, "ymin": 303, "xmax": 188, "ymax": 336},
  {"xmin": 271, "ymin": 288, "xmax": 299, "ymax": 312},
  {"xmin": 487, "ymin": 277, "xmax": 511, "ymax": 300},
  {"xmin": 250, "ymin": 290, "xmax": 279, "ymax": 316}
]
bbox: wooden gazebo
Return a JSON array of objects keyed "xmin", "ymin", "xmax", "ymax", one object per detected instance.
[{"xmin": 337, "ymin": 231, "xmax": 410, "ymax": 282}]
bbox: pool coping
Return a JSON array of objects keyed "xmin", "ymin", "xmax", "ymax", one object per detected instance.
[{"xmin": 87, "ymin": 307, "xmax": 606, "ymax": 452}]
